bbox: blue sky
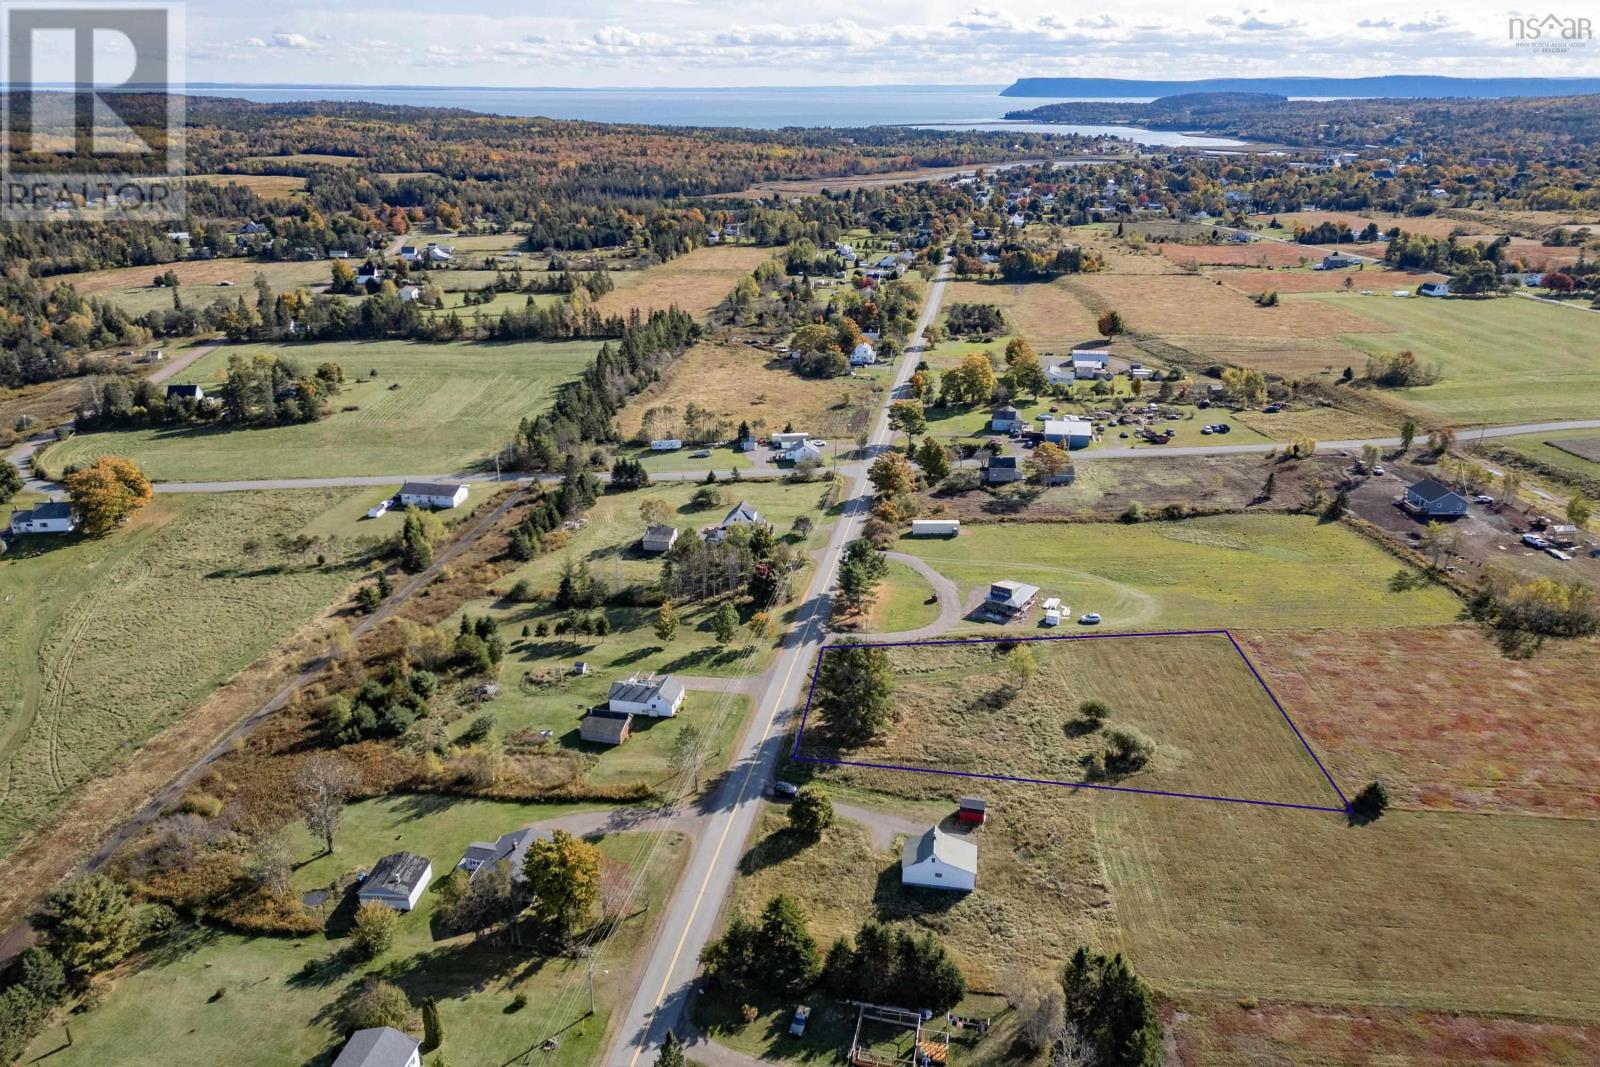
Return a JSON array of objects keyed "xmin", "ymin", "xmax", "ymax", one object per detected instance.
[{"xmin": 31, "ymin": 1, "xmax": 1600, "ymax": 86}]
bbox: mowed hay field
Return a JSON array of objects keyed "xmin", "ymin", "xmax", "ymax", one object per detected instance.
[
  {"xmin": 593, "ymin": 245, "xmax": 776, "ymax": 320},
  {"xmin": 0, "ymin": 490, "xmax": 368, "ymax": 855},
  {"xmin": 1241, "ymin": 627, "xmax": 1600, "ymax": 818},
  {"xmin": 1208, "ymin": 265, "xmax": 1440, "ymax": 295},
  {"xmin": 42, "ymin": 338, "xmax": 600, "ymax": 481},
  {"xmin": 61, "ymin": 259, "xmax": 336, "ymax": 318},
  {"xmin": 895, "ymin": 515, "xmax": 1461, "ymax": 632},
  {"xmin": 1316, "ymin": 291, "xmax": 1600, "ymax": 424},
  {"xmin": 1263, "ymin": 210, "xmax": 1472, "ymax": 240},
  {"xmin": 187, "ymin": 174, "xmax": 308, "ymax": 198},
  {"xmin": 804, "ymin": 636, "xmax": 1342, "ymax": 809},
  {"xmin": 1157, "ymin": 241, "xmax": 1320, "ymax": 268},
  {"xmin": 1064, "ymin": 273, "xmax": 1384, "ymax": 339},
  {"xmin": 615, "ymin": 339, "xmax": 882, "ymax": 443},
  {"xmin": 941, "ymin": 278, "xmax": 1101, "ymax": 350}
]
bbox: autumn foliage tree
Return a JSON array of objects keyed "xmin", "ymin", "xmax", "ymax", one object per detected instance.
[
  {"xmin": 523, "ymin": 829, "xmax": 602, "ymax": 942},
  {"xmin": 62, "ymin": 455, "xmax": 152, "ymax": 534}
]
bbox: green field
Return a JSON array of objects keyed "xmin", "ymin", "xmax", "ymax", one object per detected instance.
[
  {"xmin": 1316, "ymin": 292, "xmax": 1600, "ymax": 424},
  {"xmin": 0, "ymin": 490, "xmax": 373, "ymax": 855},
  {"xmin": 1481, "ymin": 428, "xmax": 1600, "ymax": 491},
  {"xmin": 26, "ymin": 796, "xmax": 687, "ymax": 1067},
  {"xmin": 41, "ymin": 338, "xmax": 600, "ymax": 481},
  {"xmin": 896, "ymin": 514, "xmax": 1461, "ymax": 631}
]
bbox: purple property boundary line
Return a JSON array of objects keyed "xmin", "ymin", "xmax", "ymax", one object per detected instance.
[{"xmin": 790, "ymin": 629, "xmax": 1353, "ymax": 815}]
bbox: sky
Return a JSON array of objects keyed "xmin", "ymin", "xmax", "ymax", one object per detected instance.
[{"xmin": 26, "ymin": 1, "xmax": 1600, "ymax": 86}]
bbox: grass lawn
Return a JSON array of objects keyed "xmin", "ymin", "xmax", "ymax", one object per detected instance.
[
  {"xmin": 895, "ymin": 514, "xmax": 1461, "ymax": 632},
  {"xmin": 27, "ymin": 796, "xmax": 688, "ymax": 1067},
  {"xmin": 40, "ymin": 338, "xmax": 601, "ymax": 481},
  {"xmin": 1480, "ymin": 427, "xmax": 1600, "ymax": 489},
  {"xmin": 1315, "ymin": 292, "xmax": 1600, "ymax": 424},
  {"xmin": 858, "ymin": 559, "xmax": 938, "ymax": 634},
  {"xmin": 0, "ymin": 490, "xmax": 373, "ymax": 856}
]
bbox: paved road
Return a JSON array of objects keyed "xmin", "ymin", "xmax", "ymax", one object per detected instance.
[
  {"xmin": 603, "ymin": 258, "xmax": 954, "ymax": 1067},
  {"xmin": 0, "ymin": 484, "xmax": 528, "ymax": 962}
]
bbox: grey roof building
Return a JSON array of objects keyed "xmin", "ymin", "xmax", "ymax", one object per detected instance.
[
  {"xmin": 458, "ymin": 827, "xmax": 551, "ymax": 882},
  {"xmin": 332, "ymin": 1026, "xmax": 421, "ymax": 1067},
  {"xmin": 357, "ymin": 852, "xmax": 432, "ymax": 912}
]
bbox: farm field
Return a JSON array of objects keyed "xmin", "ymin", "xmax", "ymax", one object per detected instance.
[
  {"xmin": 40, "ymin": 338, "xmax": 600, "ymax": 481},
  {"xmin": 1240, "ymin": 626, "xmax": 1600, "ymax": 818},
  {"xmin": 61, "ymin": 257, "xmax": 333, "ymax": 298},
  {"xmin": 894, "ymin": 514, "xmax": 1460, "ymax": 632},
  {"xmin": 799, "ymin": 635, "xmax": 1343, "ymax": 810},
  {"xmin": 592, "ymin": 245, "xmax": 776, "ymax": 320},
  {"xmin": 1259, "ymin": 210, "xmax": 1472, "ymax": 240},
  {"xmin": 188, "ymin": 173, "xmax": 309, "ymax": 198},
  {"xmin": 1063, "ymin": 273, "xmax": 1385, "ymax": 341},
  {"xmin": 617, "ymin": 340, "xmax": 883, "ymax": 450},
  {"xmin": 0, "ymin": 489, "xmax": 372, "ymax": 857},
  {"xmin": 25, "ymin": 796, "xmax": 687, "ymax": 1067},
  {"xmin": 1479, "ymin": 428, "xmax": 1600, "ymax": 490},
  {"xmin": 940, "ymin": 278, "xmax": 1101, "ymax": 351},
  {"xmin": 1157, "ymin": 240, "xmax": 1320, "ymax": 269},
  {"xmin": 1316, "ymin": 291, "xmax": 1600, "ymax": 424},
  {"xmin": 1207, "ymin": 264, "xmax": 1438, "ymax": 295}
]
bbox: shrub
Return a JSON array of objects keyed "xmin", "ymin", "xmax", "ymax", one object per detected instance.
[
  {"xmin": 1350, "ymin": 780, "xmax": 1389, "ymax": 823},
  {"xmin": 789, "ymin": 786, "xmax": 833, "ymax": 836},
  {"xmin": 179, "ymin": 791, "xmax": 224, "ymax": 818},
  {"xmin": 351, "ymin": 903, "xmax": 399, "ymax": 961},
  {"xmin": 1078, "ymin": 699, "xmax": 1110, "ymax": 725},
  {"xmin": 344, "ymin": 978, "xmax": 410, "ymax": 1032},
  {"xmin": 510, "ymin": 991, "xmax": 529, "ymax": 1011},
  {"xmin": 1119, "ymin": 502, "xmax": 1144, "ymax": 524},
  {"xmin": 1104, "ymin": 726, "xmax": 1155, "ymax": 774}
]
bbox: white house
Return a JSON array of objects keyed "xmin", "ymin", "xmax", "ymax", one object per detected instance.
[
  {"xmin": 1046, "ymin": 362, "xmax": 1076, "ymax": 386},
  {"xmin": 333, "ymin": 1027, "xmax": 422, "ymax": 1067},
  {"xmin": 783, "ymin": 441, "xmax": 825, "ymax": 465},
  {"xmin": 166, "ymin": 383, "xmax": 204, "ymax": 402},
  {"xmin": 8, "ymin": 501, "xmax": 77, "ymax": 536},
  {"xmin": 357, "ymin": 852, "xmax": 432, "ymax": 912},
  {"xmin": 911, "ymin": 519, "xmax": 960, "ymax": 537},
  {"xmin": 990, "ymin": 405, "xmax": 1022, "ymax": 432},
  {"xmin": 397, "ymin": 285, "xmax": 423, "ymax": 303},
  {"xmin": 850, "ymin": 342, "xmax": 877, "ymax": 366},
  {"xmin": 398, "ymin": 481, "xmax": 469, "ymax": 510},
  {"xmin": 770, "ymin": 431, "xmax": 809, "ymax": 451},
  {"xmin": 607, "ymin": 674, "xmax": 685, "ymax": 718},
  {"xmin": 1419, "ymin": 281, "xmax": 1450, "ymax": 297},
  {"xmin": 901, "ymin": 826, "xmax": 977, "ymax": 892}
]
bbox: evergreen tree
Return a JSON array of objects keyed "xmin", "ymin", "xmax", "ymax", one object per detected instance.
[
  {"xmin": 756, "ymin": 895, "xmax": 820, "ymax": 994},
  {"xmin": 815, "ymin": 644, "xmax": 894, "ymax": 743},
  {"xmin": 421, "ymin": 996, "xmax": 444, "ymax": 1051},
  {"xmin": 655, "ymin": 1031, "xmax": 686, "ymax": 1067}
]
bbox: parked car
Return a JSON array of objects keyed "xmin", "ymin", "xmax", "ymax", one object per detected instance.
[
  {"xmin": 1078, "ymin": 612, "xmax": 1102, "ymax": 625},
  {"xmin": 1214, "ymin": 423, "xmax": 1231, "ymax": 434},
  {"xmin": 691, "ymin": 449, "xmax": 712, "ymax": 459},
  {"xmin": 1474, "ymin": 494, "xmax": 1494, "ymax": 505},
  {"xmin": 789, "ymin": 1006, "xmax": 811, "ymax": 1037},
  {"xmin": 1262, "ymin": 404, "xmax": 1282, "ymax": 413},
  {"xmin": 1522, "ymin": 534, "xmax": 1549, "ymax": 549},
  {"xmin": 1371, "ymin": 465, "xmax": 1385, "ymax": 476},
  {"xmin": 772, "ymin": 781, "xmax": 799, "ymax": 799}
]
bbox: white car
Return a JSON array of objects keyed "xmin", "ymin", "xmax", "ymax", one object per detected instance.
[
  {"xmin": 1522, "ymin": 534, "xmax": 1548, "ymax": 549},
  {"xmin": 1371, "ymin": 465, "xmax": 1385, "ymax": 476},
  {"xmin": 1474, "ymin": 494, "xmax": 1494, "ymax": 505},
  {"xmin": 1078, "ymin": 612, "xmax": 1102, "ymax": 625}
]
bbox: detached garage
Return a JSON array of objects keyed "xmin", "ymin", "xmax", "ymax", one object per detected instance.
[{"xmin": 901, "ymin": 826, "xmax": 977, "ymax": 892}]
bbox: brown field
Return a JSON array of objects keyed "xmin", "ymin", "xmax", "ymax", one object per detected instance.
[
  {"xmin": 592, "ymin": 245, "xmax": 775, "ymax": 320},
  {"xmin": 1463, "ymin": 236, "xmax": 1584, "ymax": 270},
  {"xmin": 1158, "ymin": 241, "xmax": 1319, "ymax": 268},
  {"xmin": 1239, "ymin": 627, "xmax": 1600, "ymax": 819},
  {"xmin": 1265, "ymin": 210, "xmax": 1470, "ymax": 240},
  {"xmin": 1063, "ymin": 274, "xmax": 1389, "ymax": 338},
  {"xmin": 187, "ymin": 174, "xmax": 308, "ymax": 198},
  {"xmin": 615, "ymin": 339, "xmax": 882, "ymax": 443},
  {"xmin": 62, "ymin": 257, "xmax": 331, "ymax": 297},
  {"xmin": 1172, "ymin": 997, "xmax": 1600, "ymax": 1066},
  {"xmin": 1208, "ymin": 266, "xmax": 1442, "ymax": 295},
  {"xmin": 243, "ymin": 153, "xmax": 362, "ymax": 167},
  {"xmin": 941, "ymin": 278, "xmax": 1101, "ymax": 349},
  {"xmin": 1440, "ymin": 206, "xmax": 1600, "ymax": 238},
  {"xmin": 1550, "ymin": 436, "xmax": 1600, "ymax": 463}
]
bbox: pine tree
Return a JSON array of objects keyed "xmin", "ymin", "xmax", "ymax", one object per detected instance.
[
  {"xmin": 421, "ymin": 996, "xmax": 443, "ymax": 1051},
  {"xmin": 655, "ymin": 1031, "xmax": 685, "ymax": 1067}
]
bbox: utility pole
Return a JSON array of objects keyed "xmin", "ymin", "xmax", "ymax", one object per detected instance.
[{"xmin": 586, "ymin": 956, "xmax": 596, "ymax": 1017}]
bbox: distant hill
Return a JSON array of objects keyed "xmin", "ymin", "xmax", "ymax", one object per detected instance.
[{"xmin": 1001, "ymin": 76, "xmax": 1600, "ymax": 99}]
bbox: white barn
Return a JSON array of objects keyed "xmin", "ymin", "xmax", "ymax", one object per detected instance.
[
  {"xmin": 901, "ymin": 826, "xmax": 977, "ymax": 892},
  {"xmin": 607, "ymin": 674, "xmax": 685, "ymax": 718},
  {"xmin": 357, "ymin": 852, "xmax": 432, "ymax": 912}
]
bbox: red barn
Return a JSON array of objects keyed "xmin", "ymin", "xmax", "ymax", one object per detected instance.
[{"xmin": 957, "ymin": 796, "xmax": 987, "ymax": 825}]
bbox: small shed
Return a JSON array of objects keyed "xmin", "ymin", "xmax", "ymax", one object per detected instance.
[
  {"xmin": 580, "ymin": 709, "xmax": 633, "ymax": 746},
  {"xmin": 642, "ymin": 525, "xmax": 679, "ymax": 553},
  {"xmin": 957, "ymin": 797, "xmax": 987, "ymax": 825}
]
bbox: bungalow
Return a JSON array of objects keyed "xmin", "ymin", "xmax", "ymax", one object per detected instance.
[
  {"xmin": 641, "ymin": 525, "xmax": 679, "ymax": 553},
  {"xmin": 333, "ymin": 1027, "xmax": 422, "ymax": 1067},
  {"xmin": 983, "ymin": 455, "xmax": 1023, "ymax": 485},
  {"xmin": 901, "ymin": 826, "xmax": 977, "ymax": 892},
  {"xmin": 783, "ymin": 441, "xmax": 825, "ymax": 465},
  {"xmin": 397, "ymin": 285, "xmax": 423, "ymax": 303},
  {"xmin": 397, "ymin": 481, "xmax": 469, "ymax": 510},
  {"xmin": 236, "ymin": 221, "xmax": 268, "ymax": 236},
  {"xmin": 1041, "ymin": 418, "xmax": 1094, "ymax": 449},
  {"xmin": 1403, "ymin": 477, "xmax": 1468, "ymax": 518},
  {"xmin": 1418, "ymin": 281, "xmax": 1450, "ymax": 298},
  {"xmin": 456, "ymin": 827, "xmax": 550, "ymax": 882},
  {"xmin": 850, "ymin": 342, "xmax": 877, "ymax": 366},
  {"xmin": 357, "ymin": 852, "xmax": 432, "ymax": 912},
  {"xmin": 986, "ymin": 579, "xmax": 1040, "ymax": 618},
  {"xmin": 1319, "ymin": 254, "xmax": 1358, "ymax": 270},
  {"xmin": 990, "ymin": 405, "xmax": 1022, "ymax": 433},
  {"xmin": 608, "ymin": 673, "xmax": 685, "ymax": 718},
  {"xmin": 706, "ymin": 500, "xmax": 765, "ymax": 542},
  {"xmin": 8, "ymin": 501, "xmax": 77, "ymax": 536},
  {"xmin": 580, "ymin": 709, "xmax": 633, "ymax": 746},
  {"xmin": 910, "ymin": 518, "xmax": 960, "ymax": 538},
  {"xmin": 166, "ymin": 383, "xmax": 204, "ymax": 401},
  {"xmin": 770, "ymin": 431, "xmax": 809, "ymax": 451}
]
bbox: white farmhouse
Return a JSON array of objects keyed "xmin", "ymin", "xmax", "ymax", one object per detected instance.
[
  {"xmin": 901, "ymin": 826, "xmax": 977, "ymax": 892},
  {"xmin": 8, "ymin": 501, "xmax": 77, "ymax": 536},
  {"xmin": 397, "ymin": 481, "xmax": 469, "ymax": 509},
  {"xmin": 850, "ymin": 342, "xmax": 877, "ymax": 366},
  {"xmin": 607, "ymin": 674, "xmax": 685, "ymax": 718}
]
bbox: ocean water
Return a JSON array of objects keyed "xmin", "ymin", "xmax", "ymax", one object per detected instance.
[{"xmin": 184, "ymin": 83, "xmax": 1241, "ymax": 146}]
